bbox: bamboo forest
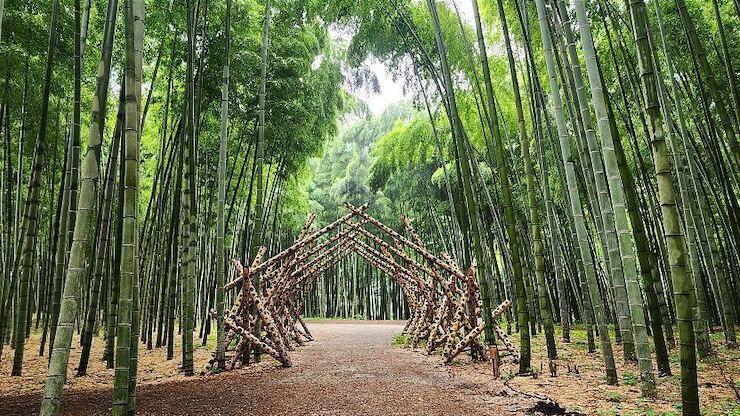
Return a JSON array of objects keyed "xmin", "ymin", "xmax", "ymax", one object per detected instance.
[{"xmin": 0, "ymin": 0, "xmax": 739, "ymax": 414}]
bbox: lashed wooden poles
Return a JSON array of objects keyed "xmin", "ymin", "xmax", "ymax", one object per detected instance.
[
  {"xmin": 225, "ymin": 206, "xmax": 368, "ymax": 289},
  {"xmin": 213, "ymin": 207, "xmax": 514, "ymax": 373}
]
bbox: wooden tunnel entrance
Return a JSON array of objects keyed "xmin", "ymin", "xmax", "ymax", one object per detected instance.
[{"xmin": 210, "ymin": 202, "xmax": 516, "ymax": 372}]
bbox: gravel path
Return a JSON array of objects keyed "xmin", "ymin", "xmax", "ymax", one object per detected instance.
[{"xmin": 1, "ymin": 320, "xmax": 537, "ymax": 415}]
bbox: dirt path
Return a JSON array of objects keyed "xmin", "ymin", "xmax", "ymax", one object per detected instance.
[{"xmin": 0, "ymin": 320, "xmax": 545, "ymax": 415}]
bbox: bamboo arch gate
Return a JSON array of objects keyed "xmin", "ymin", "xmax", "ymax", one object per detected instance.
[{"xmin": 207, "ymin": 202, "xmax": 516, "ymax": 372}]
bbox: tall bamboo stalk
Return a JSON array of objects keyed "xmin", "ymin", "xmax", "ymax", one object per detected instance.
[
  {"xmin": 181, "ymin": 0, "xmax": 198, "ymax": 376},
  {"xmin": 534, "ymin": 0, "xmax": 617, "ymax": 384},
  {"xmin": 249, "ymin": 0, "xmax": 271, "ymax": 363},
  {"xmin": 76, "ymin": 0, "xmax": 119, "ymax": 377},
  {"xmin": 111, "ymin": 0, "xmax": 142, "ymax": 411},
  {"xmin": 628, "ymin": 0, "xmax": 699, "ymax": 413},
  {"xmin": 555, "ymin": 0, "xmax": 636, "ymax": 359},
  {"xmin": 9, "ymin": 0, "xmax": 60, "ymax": 376},
  {"xmin": 469, "ymin": 0, "xmax": 528, "ymax": 358},
  {"xmin": 215, "ymin": 0, "xmax": 232, "ymax": 370},
  {"xmin": 570, "ymin": 0, "xmax": 655, "ymax": 395},
  {"xmin": 492, "ymin": 0, "xmax": 554, "ymax": 360}
]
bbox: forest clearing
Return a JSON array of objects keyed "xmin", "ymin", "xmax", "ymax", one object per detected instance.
[{"xmin": 1, "ymin": 0, "xmax": 740, "ymax": 414}]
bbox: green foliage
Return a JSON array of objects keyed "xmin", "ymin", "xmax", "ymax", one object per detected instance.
[
  {"xmin": 369, "ymin": 116, "xmax": 436, "ymax": 190},
  {"xmin": 622, "ymin": 372, "xmax": 638, "ymax": 386},
  {"xmin": 503, "ymin": 369, "xmax": 516, "ymax": 382},
  {"xmin": 391, "ymin": 334, "xmax": 412, "ymax": 348},
  {"xmin": 726, "ymin": 405, "xmax": 740, "ymax": 416},
  {"xmin": 307, "ymin": 102, "xmax": 420, "ymax": 224}
]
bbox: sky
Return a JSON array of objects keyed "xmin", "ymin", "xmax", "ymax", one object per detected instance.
[
  {"xmin": 344, "ymin": 0, "xmax": 475, "ymax": 116},
  {"xmin": 350, "ymin": 60, "xmax": 408, "ymax": 115}
]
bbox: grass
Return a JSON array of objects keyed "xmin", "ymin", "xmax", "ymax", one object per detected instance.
[
  {"xmin": 391, "ymin": 334, "xmax": 412, "ymax": 348},
  {"xmin": 503, "ymin": 369, "xmax": 517, "ymax": 382},
  {"xmin": 607, "ymin": 392, "xmax": 622, "ymax": 403},
  {"xmin": 622, "ymin": 371, "xmax": 638, "ymax": 386},
  {"xmin": 643, "ymin": 411, "xmax": 679, "ymax": 416}
]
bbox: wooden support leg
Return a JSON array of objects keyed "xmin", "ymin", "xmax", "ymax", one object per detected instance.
[
  {"xmin": 494, "ymin": 323, "xmax": 519, "ymax": 363},
  {"xmin": 490, "ymin": 345, "xmax": 500, "ymax": 379}
]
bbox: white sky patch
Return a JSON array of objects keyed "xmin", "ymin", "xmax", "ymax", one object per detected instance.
[
  {"xmin": 311, "ymin": 54, "xmax": 324, "ymax": 70},
  {"xmin": 329, "ymin": 22, "xmax": 407, "ymax": 116},
  {"xmin": 352, "ymin": 59, "xmax": 407, "ymax": 115},
  {"xmin": 330, "ymin": 0, "xmax": 475, "ymax": 116},
  {"xmin": 445, "ymin": 0, "xmax": 474, "ymax": 25}
]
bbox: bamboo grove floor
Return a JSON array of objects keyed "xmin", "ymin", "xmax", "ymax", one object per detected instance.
[{"xmin": 0, "ymin": 321, "xmax": 738, "ymax": 415}]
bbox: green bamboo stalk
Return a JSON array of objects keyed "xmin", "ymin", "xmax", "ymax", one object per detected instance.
[
  {"xmin": 494, "ymin": 0, "xmax": 555, "ymax": 359},
  {"xmin": 249, "ymin": 0, "xmax": 271, "ymax": 363},
  {"xmin": 75, "ymin": 0, "xmax": 119, "ymax": 377},
  {"xmin": 652, "ymin": 0, "xmax": 716, "ymax": 357},
  {"xmin": 127, "ymin": 1, "xmax": 144, "ymax": 412},
  {"xmin": 628, "ymin": 0, "xmax": 699, "ymax": 413},
  {"xmin": 10, "ymin": 0, "xmax": 60, "ymax": 377},
  {"xmin": 181, "ymin": 0, "xmax": 198, "ymax": 376},
  {"xmin": 534, "ymin": 0, "xmax": 617, "ymax": 384},
  {"xmin": 597, "ymin": 44, "xmax": 674, "ymax": 366},
  {"xmin": 470, "ymin": 0, "xmax": 527, "ymax": 356},
  {"xmin": 39, "ymin": 0, "xmax": 114, "ymax": 410},
  {"xmin": 111, "ymin": 0, "xmax": 141, "ymax": 411},
  {"xmin": 214, "ymin": 0, "xmax": 231, "ymax": 371},
  {"xmin": 104, "ymin": 91, "xmax": 126, "ymax": 369},
  {"xmin": 555, "ymin": 0, "xmax": 636, "ymax": 359},
  {"xmin": 571, "ymin": 0, "xmax": 655, "ymax": 395}
]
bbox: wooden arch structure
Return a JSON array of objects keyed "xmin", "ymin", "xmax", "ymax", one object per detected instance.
[{"xmin": 209, "ymin": 202, "xmax": 515, "ymax": 371}]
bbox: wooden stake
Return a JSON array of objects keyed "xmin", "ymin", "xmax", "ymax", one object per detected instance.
[{"xmin": 490, "ymin": 345, "xmax": 500, "ymax": 379}]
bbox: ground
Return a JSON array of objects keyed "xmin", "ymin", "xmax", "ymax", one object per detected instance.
[
  {"xmin": 0, "ymin": 321, "xmax": 738, "ymax": 415},
  {"xmin": 476, "ymin": 324, "xmax": 740, "ymax": 415}
]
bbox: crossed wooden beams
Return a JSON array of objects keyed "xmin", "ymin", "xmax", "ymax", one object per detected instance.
[{"xmin": 209, "ymin": 203, "xmax": 516, "ymax": 373}]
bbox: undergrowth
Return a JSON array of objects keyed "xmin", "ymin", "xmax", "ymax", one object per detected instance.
[{"xmin": 392, "ymin": 334, "xmax": 412, "ymax": 348}]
